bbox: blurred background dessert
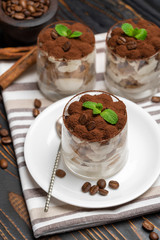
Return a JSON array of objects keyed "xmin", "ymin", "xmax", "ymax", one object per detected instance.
[
  {"xmin": 37, "ymin": 21, "xmax": 95, "ymax": 101},
  {"xmin": 105, "ymin": 19, "xmax": 160, "ymax": 102}
]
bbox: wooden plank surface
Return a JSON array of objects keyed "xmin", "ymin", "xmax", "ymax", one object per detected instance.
[{"xmin": 0, "ymin": 0, "xmax": 160, "ymax": 239}]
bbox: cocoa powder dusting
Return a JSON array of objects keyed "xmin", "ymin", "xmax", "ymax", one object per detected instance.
[
  {"xmin": 38, "ymin": 22, "xmax": 95, "ymax": 60},
  {"xmin": 64, "ymin": 94, "xmax": 127, "ymax": 142},
  {"xmin": 107, "ymin": 19, "xmax": 160, "ymax": 59}
]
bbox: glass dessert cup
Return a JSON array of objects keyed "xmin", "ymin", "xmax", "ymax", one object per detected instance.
[
  {"xmin": 61, "ymin": 90, "xmax": 128, "ymax": 180},
  {"xmin": 37, "ymin": 20, "xmax": 96, "ymax": 101},
  {"xmin": 105, "ymin": 21, "xmax": 160, "ymax": 102}
]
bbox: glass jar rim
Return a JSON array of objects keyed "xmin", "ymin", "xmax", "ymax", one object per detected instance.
[
  {"xmin": 62, "ymin": 90, "xmax": 127, "ymax": 143},
  {"xmin": 37, "ymin": 20, "xmax": 95, "ymax": 60},
  {"xmin": 106, "ymin": 18, "xmax": 160, "ymax": 61}
]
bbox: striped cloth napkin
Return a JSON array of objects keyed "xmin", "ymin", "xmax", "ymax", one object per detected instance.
[{"xmin": 1, "ymin": 33, "xmax": 160, "ymax": 238}]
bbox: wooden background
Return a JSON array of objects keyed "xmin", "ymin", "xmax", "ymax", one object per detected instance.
[{"xmin": 0, "ymin": 0, "xmax": 160, "ymax": 239}]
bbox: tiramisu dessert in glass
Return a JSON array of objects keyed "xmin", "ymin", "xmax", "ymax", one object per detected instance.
[
  {"xmin": 61, "ymin": 90, "xmax": 128, "ymax": 179},
  {"xmin": 105, "ymin": 19, "xmax": 160, "ymax": 102},
  {"xmin": 37, "ymin": 21, "xmax": 96, "ymax": 101}
]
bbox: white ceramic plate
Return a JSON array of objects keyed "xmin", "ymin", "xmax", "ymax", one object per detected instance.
[{"xmin": 24, "ymin": 96, "xmax": 160, "ymax": 208}]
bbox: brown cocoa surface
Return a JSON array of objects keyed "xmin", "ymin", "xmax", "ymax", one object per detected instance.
[
  {"xmin": 64, "ymin": 93, "xmax": 127, "ymax": 142},
  {"xmin": 107, "ymin": 19, "xmax": 160, "ymax": 59},
  {"xmin": 38, "ymin": 21, "xmax": 95, "ymax": 60}
]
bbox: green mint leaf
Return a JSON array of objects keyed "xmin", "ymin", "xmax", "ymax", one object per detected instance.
[
  {"xmin": 82, "ymin": 101, "xmax": 103, "ymax": 115},
  {"xmin": 100, "ymin": 109, "xmax": 118, "ymax": 125},
  {"xmin": 82, "ymin": 102, "xmax": 118, "ymax": 123},
  {"xmin": 134, "ymin": 28, "xmax": 147, "ymax": 40},
  {"xmin": 132, "ymin": 27, "xmax": 139, "ymax": 36},
  {"xmin": 93, "ymin": 108, "xmax": 101, "ymax": 114},
  {"xmin": 121, "ymin": 23, "xmax": 147, "ymax": 40},
  {"xmin": 121, "ymin": 23, "xmax": 134, "ymax": 37},
  {"xmin": 55, "ymin": 24, "xmax": 69, "ymax": 37},
  {"xmin": 69, "ymin": 31, "xmax": 82, "ymax": 38},
  {"xmin": 82, "ymin": 101, "xmax": 97, "ymax": 110},
  {"xmin": 55, "ymin": 24, "xmax": 82, "ymax": 39},
  {"xmin": 67, "ymin": 28, "xmax": 72, "ymax": 36},
  {"xmin": 96, "ymin": 103, "xmax": 103, "ymax": 111}
]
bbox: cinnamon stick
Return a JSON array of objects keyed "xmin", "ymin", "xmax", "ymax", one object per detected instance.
[
  {"xmin": 0, "ymin": 46, "xmax": 35, "ymax": 60},
  {"xmin": 0, "ymin": 46, "xmax": 37, "ymax": 90}
]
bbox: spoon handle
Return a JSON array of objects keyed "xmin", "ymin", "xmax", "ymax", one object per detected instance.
[{"xmin": 44, "ymin": 143, "xmax": 61, "ymax": 212}]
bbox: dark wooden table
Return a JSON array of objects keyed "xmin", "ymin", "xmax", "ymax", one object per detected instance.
[{"xmin": 0, "ymin": 0, "xmax": 160, "ymax": 239}]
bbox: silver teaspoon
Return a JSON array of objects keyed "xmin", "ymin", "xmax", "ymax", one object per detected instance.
[{"xmin": 44, "ymin": 116, "xmax": 62, "ymax": 212}]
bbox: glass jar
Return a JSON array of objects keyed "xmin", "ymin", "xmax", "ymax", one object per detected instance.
[
  {"xmin": 105, "ymin": 21, "xmax": 160, "ymax": 102},
  {"xmin": 37, "ymin": 20, "xmax": 96, "ymax": 101},
  {"xmin": 61, "ymin": 90, "xmax": 128, "ymax": 180}
]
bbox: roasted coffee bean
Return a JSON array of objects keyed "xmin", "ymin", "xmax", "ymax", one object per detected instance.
[
  {"xmin": 7, "ymin": 7, "xmax": 12, "ymax": 13},
  {"xmin": 109, "ymin": 180, "xmax": 119, "ymax": 189},
  {"xmin": 26, "ymin": 16, "xmax": 34, "ymax": 19},
  {"xmin": 79, "ymin": 113, "xmax": 87, "ymax": 125},
  {"xmin": 11, "ymin": 0, "xmax": 18, "ymax": 4},
  {"xmin": 62, "ymin": 41, "xmax": 71, "ymax": 52},
  {"xmin": 36, "ymin": 8, "xmax": 44, "ymax": 12},
  {"xmin": 117, "ymin": 36, "xmax": 126, "ymax": 45},
  {"xmin": 99, "ymin": 188, "xmax": 109, "ymax": 196},
  {"xmin": 2, "ymin": 1, "xmax": 7, "ymax": 11},
  {"xmin": 32, "ymin": 11, "xmax": 43, "ymax": 17},
  {"xmin": 34, "ymin": 98, "xmax": 41, "ymax": 108},
  {"xmin": 0, "ymin": 159, "xmax": 8, "ymax": 169},
  {"xmin": 151, "ymin": 96, "xmax": 160, "ymax": 103},
  {"xmin": 89, "ymin": 185, "xmax": 99, "ymax": 195},
  {"xmin": 0, "ymin": 128, "xmax": 9, "ymax": 137},
  {"xmin": 127, "ymin": 41, "xmax": 137, "ymax": 50},
  {"xmin": 1, "ymin": 136, "xmax": 12, "ymax": 144},
  {"xmin": 2, "ymin": 0, "xmax": 50, "ymax": 20},
  {"xmin": 142, "ymin": 220, "xmax": 154, "ymax": 232},
  {"xmin": 56, "ymin": 169, "xmax": 66, "ymax": 178},
  {"xmin": 51, "ymin": 30, "xmax": 58, "ymax": 40},
  {"xmin": 13, "ymin": 12, "xmax": 25, "ymax": 19},
  {"xmin": 149, "ymin": 232, "xmax": 159, "ymax": 240},
  {"xmin": 20, "ymin": 0, "xmax": 27, "ymax": 8},
  {"xmin": 97, "ymin": 179, "xmax": 106, "ymax": 189},
  {"xmin": 27, "ymin": 5, "xmax": 36, "ymax": 13},
  {"xmin": 24, "ymin": 10, "xmax": 31, "ymax": 17},
  {"xmin": 33, "ymin": 108, "xmax": 40, "ymax": 117},
  {"xmin": 34, "ymin": 2, "xmax": 40, "ymax": 8},
  {"xmin": 86, "ymin": 121, "xmax": 96, "ymax": 131},
  {"xmin": 15, "ymin": 5, "xmax": 22, "ymax": 12},
  {"xmin": 82, "ymin": 182, "xmax": 91, "ymax": 193},
  {"xmin": 28, "ymin": 0, "xmax": 34, "ymax": 5}
]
